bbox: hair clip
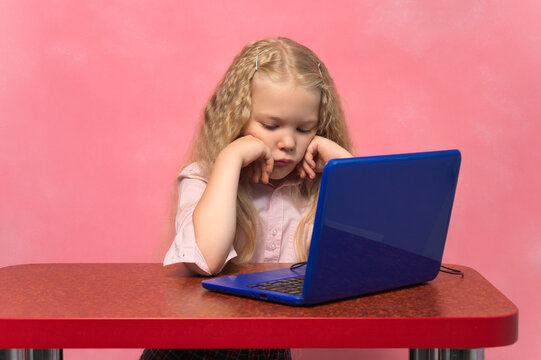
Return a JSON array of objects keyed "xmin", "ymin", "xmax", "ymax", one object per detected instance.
[
  {"xmin": 255, "ymin": 47, "xmax": 259, "ymax": 71},
  {"xmin": 318, "ymin": 63, "xmax": 322, "ymax": 76}
]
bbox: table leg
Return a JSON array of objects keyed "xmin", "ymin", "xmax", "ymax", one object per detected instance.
[
  {"xmin": 0, "ymin": 349, "xmax": 62, "ymax": 360},
  {"xmin": 410, "ymin": 348, "xmax": 484, "ymax": 360}
]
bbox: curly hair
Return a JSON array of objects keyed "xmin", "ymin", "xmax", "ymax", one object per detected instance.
[{"xmin": 189, "ymin": 37, "xmax": 352, "ymax": 263}]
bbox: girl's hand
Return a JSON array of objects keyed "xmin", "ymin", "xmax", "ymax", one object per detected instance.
[
  {"xmin": 297, "ymin": 136, "xmax": 353, "ymax": 179},
  {"xmin": 222, "ymin": 135, "xmax": 274, "ymax": 184}
]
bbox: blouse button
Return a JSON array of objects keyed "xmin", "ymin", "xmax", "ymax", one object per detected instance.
[
  {"xmin": 272, "ymin": 228, "xmax": 278, "ymax": 236},
  {"xmin": 270, "ymin": 243, "xmax": 276, "ymax": 250}
]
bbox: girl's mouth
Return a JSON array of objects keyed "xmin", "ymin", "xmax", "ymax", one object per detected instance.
[{"xmin": 274, "ymin": 159, "xmax": 294, "ymax": 166}]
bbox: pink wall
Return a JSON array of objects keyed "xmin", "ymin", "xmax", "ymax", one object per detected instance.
[{"xmin": 1, "ymin": 1, "xmax": 539, "ymax": 359}]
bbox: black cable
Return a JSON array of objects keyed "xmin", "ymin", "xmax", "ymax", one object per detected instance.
[
  {"xmin": 290, "ymin": 262, "xmax": 463, "ymax": 278},
  {"xmin": 290, "ymin": 261, "xmax": 307, "ymax": 270},
  {"xmin": 440, "ymin": 265, "xmax": 464, "ymax": 278}
]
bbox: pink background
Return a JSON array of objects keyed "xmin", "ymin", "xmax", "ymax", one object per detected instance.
[{"xmin": 1, "ymin": 1, "xmax": 539, "ymax": 359}]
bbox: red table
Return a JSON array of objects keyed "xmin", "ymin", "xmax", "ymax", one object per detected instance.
[{"xmin": 0, "ymin": 263, "xmax": 518, "ymax": 359}]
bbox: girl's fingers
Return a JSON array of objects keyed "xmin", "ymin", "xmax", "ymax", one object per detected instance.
[
  {"xmin": 304, "ymin": 143, "xmax": 319, "ymax": 170},
  {"xmin": 260, "ymin": 160, "xmax": 269, "ymax": 184},
  {"xmin": 302, "ymin": 160, "xmax": 316, "ymax": 179},
  {"xmin": 243, "ymin": 152, "xmax": 272, "ymax": 184},
  {"xmin": 245, "ymin": 167, "xmax": 253, "ymax": 181},
  {"xmin": 304, "ymin": 149, "xmax": 316, "ymax": 169},
  {"xmin": 261, "ymin": 151, "xmax": 273, "ymax": 184},
  {"xmin": 265, "ymin": 155, "xmax": 274, "ymax": 175},
  {"xmin": 297, "ymin": 164, "xmax": 306, "ymax": 179}
]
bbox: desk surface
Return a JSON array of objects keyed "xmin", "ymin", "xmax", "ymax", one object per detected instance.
[{"xmin": 0, "ymin": 263, "xmax": 517, "ymax": 349}]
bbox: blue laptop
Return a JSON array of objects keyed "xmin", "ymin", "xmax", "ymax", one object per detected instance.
[{"xmin": 202, "ymin": 149, "xmax": 461, "ymax": 306}]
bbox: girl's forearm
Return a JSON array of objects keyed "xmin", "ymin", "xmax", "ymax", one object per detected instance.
[{"xmin": 192, "ymin": 149, "xmax": 242, "ymax": 274}]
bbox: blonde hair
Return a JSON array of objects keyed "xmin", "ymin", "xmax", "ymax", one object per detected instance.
[{"xmin": 188, "ymin": 37, "xmax": 352, "ymax": 263}]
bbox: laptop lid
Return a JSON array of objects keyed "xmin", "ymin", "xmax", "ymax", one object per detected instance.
[{"xmin": 301, "ymin": 149, "xmax": 461, "ymax": 304}]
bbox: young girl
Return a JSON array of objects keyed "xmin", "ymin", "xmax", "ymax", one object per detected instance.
[{"xmin": 142, "ymin": 37, "xmax": 353, "ymax": 360}]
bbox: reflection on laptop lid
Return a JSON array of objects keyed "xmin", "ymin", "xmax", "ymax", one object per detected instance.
[{"xmin": 202, "ymin": 150, "xmax": 461, "ymax": 306}]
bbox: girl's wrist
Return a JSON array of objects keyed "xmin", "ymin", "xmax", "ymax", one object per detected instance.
[
  {"xmin": 336, "ymin": 148, "xmax": 353, "ymax": 159},
  {"xmin": 216, "ymin": 145, "xmax": 244, "ymax": 171},
  {"xmin": 318, "ymin": 137, "xmax": 353, "ymax": 161}
]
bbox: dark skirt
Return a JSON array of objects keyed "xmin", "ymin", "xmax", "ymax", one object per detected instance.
[{"xmin": 139, "ymin": 349, "xmax": 292, "ymax": 360}]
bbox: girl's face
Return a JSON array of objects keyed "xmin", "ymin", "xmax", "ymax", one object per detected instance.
[{"xmin": 244, "ymin": 73, "xmax": 320, "ymax": 181}]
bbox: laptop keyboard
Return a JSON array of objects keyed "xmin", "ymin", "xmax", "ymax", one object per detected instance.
[{"xmin": 248, "ymin": 276, "xmax": 304, "ymax": 295}]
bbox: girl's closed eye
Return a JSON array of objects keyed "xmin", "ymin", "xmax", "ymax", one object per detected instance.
[
  {"xmin": 297, "ymin": 121, "xmax": 317, "ymax": 134},
  {"xmin": 262, "ymin": 123, "xmax": 278, "ymax": 130},
  {"xmin": 297, "ymin": 127, "xmax": 313, "ymax": 134}
]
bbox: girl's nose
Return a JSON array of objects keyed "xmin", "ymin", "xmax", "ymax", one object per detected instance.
[{"xmin": 278, "ymin": 132, "xmax": 295, "ymax": 151}]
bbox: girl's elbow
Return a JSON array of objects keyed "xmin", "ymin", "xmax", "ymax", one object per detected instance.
[
  {"xmin": 197, "ymin": 250, "xmax": 226, "ymax": 275},
  {"xmin": 207, "ymin": 259, "xmax": 226, "ymax": 276},
  {"xmin": 184, "ymin": 263, "xmax": 214, "ymax": 277},
  {"xmin": 195, "ymin": 238, "xmax": 231, "ymax": 275}
]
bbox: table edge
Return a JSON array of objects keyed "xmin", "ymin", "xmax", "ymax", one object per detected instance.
[{"xmin": 0, "ymin": 312, "xmax": 518, "ymax": 349}]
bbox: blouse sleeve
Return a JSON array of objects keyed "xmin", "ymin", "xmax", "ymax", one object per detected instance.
[{"xmin": 163, "ymin": 163, "xmax": 238, "ymax": 275}]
